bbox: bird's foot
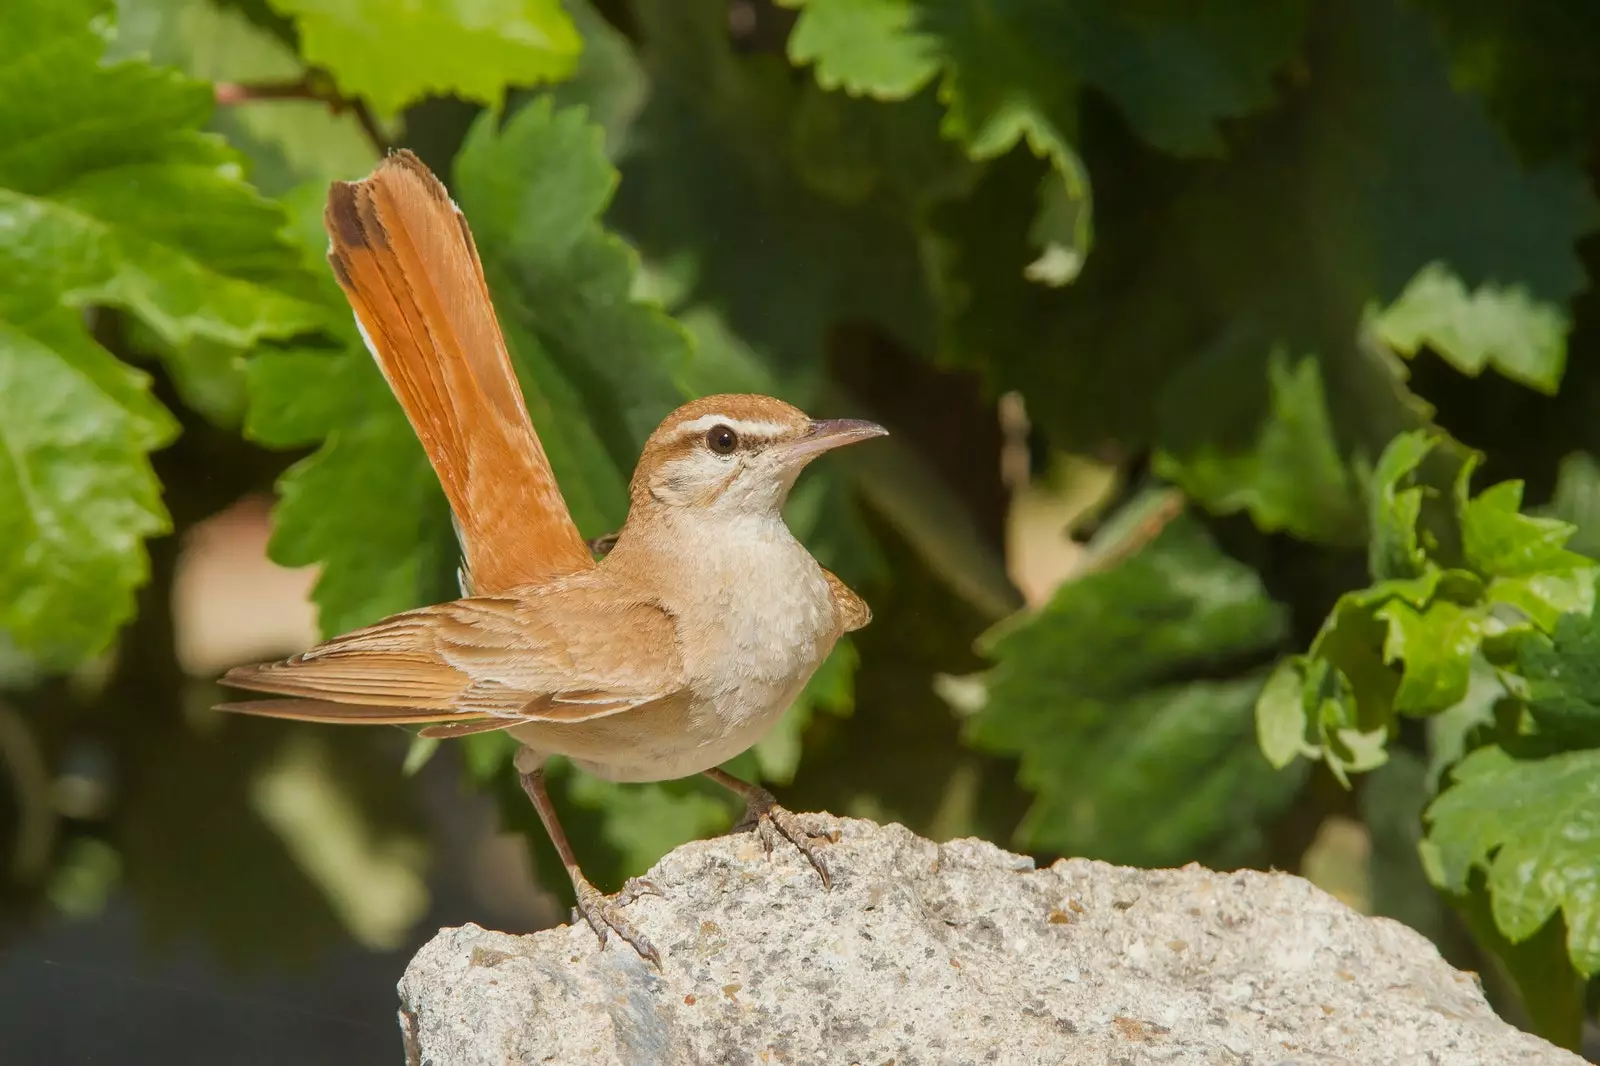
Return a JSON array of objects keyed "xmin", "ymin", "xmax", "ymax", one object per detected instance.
[
  {"xmin": 733, "ymin": 789, "xmax": 835, "ymax": 889},
  {"xmin": 569, "ymin": 872, "xmax": 661, "ymax": 967}
]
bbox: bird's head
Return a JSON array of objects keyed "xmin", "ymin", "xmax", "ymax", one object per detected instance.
[{"xmin": 627, "ymin": 394, "xmax": 887, "ymax": 522}]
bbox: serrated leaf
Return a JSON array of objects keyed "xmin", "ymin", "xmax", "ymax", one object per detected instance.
[
  {"xmin": 964, "ymin": 510, "xmax": 1297, "ymax": 867},
  {"xmin": 1257, "ymin": 570, "xmax": 1447, "ymax": 783},
  {"xmin": 1373, "ymin": 261, "xmax": 1571, "ymax": 395},
  {"xmin": 0, "ymin": 310, "xmax": 177, "ymax": 663},
  {"xmin": 0, "ymin": 0, "xmax": 325, "ymax": 661},
  {"xmin": 1458, "ymin": 477, "xmax": 1597, "ymax": 630},
  {"xmin": 1513, "ymin": 607, "xmax": 1600, "ymax": 747},
  {"xmin": 1375, "ymin": 598, "xmax": 1486, "ymax": 714},
  {"xmin": 932, "ymin": 0, "xmax": 1592, "ymax": 539},
  {"xmin": 928, "ymin": 0, "xmax": 1310, "ymax": 157},
  {"xmin": 613, "ymin": 0, "xmax": 939, "ymax": 370},
  {"xmin": 266, "ymin": 0, "xmax": 582, "ymax": 114},
  {"xmin": 1156, "ymin": 351, "xmax": 1363, "ymax": 544},
  {"xmin": 1368, "ymin": 430, "xmax": 1435, "ymax": 581},
  {"xmin": 779, "ymin": 0, "xmax": 938, "ymax": 100},
  {"xmin": 1423, "ymin": 745, "xmax": 1600, "ymax": 976},
  {"xmin": 1462, "ymin": 480, "xmax": 1592, "ymax": 577}
]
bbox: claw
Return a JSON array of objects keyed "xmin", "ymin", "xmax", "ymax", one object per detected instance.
[
  {"xmin": 572, "ymin": 877, "xmax": 661, "ymax": 968},
  {"xmin": 740, "ymin": 798, "xmax": 833, "ymax": 889}
]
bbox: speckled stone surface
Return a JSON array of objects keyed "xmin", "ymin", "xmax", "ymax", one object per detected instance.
[{"xmin": 398, "ymin": 816, "xmax": 1579, "ymax": 1066}]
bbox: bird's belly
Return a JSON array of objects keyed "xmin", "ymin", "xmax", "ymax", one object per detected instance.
[{"xmin": 507, "ymin": 602, "xmax": 836, "ymax": 782}]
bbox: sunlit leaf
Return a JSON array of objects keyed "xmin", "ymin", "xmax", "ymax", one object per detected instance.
[
  {"xmin": 266, "ymin": 0, "xmax": 582, "ymax": 113},
  {"xmin": 1423, "ymin": 745, "xmax": 1600, "ymax": 976},
  {"xmin": 0, "ymin": 0, "xmax": 323, "ymax": 662}
]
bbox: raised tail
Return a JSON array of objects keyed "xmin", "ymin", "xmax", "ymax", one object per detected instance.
[{"xmin": 323, "ymin": 150, "xmax": 595, "ymax": 593}]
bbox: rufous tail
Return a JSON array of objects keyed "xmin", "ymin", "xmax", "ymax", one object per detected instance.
[{"xmin": 323, "ymin": 150, "xmax": 595, "ymax": 593}]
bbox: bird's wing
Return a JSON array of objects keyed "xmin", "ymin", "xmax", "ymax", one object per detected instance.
[
  {"xmin": 822, "ymin": 568, "xmax": 872, "ymax": 633},
  {"xmin": 216, "ymin": 585, "xmax": 686, "ymax": 728},
  {"xmin": 324, "ymin": 149, "xmax": 595, "ymax": 593}
]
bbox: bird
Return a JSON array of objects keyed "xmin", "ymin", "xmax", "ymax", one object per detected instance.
[{"xmin": 214, "ymin": 149, "xmax": 886, "ymax": 965}]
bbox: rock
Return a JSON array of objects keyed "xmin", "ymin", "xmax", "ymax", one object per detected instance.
[{"xmin": 398, "ymin": 816, "xmax": 1579, "ymax": 1065}]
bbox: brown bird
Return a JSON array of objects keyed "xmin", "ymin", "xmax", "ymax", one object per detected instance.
[{"xmin": 215, "ymin": 150, "xmax": 886, "ymax": 965}]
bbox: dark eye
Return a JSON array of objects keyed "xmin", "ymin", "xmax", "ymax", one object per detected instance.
[{"xmin": 706, "ymin": 424, "xmax": 738, "ymax": 455}]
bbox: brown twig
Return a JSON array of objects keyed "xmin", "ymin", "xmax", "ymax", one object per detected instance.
[{"xmin": 213, "ymin": 77, "xmax": 391, "ymax": 154}]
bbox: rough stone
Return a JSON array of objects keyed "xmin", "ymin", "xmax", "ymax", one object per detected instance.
[{"xmin": 398, "ymin": 815, "xmax": 1580, "ymax": 1065}]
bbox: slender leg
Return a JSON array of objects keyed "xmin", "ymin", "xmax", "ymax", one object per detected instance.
[
  {"xmin": 701, "ymin": 767, "xmax": 834, "ymax": 889},
  {"xmin": 518, "ymin": 768, "xmax": 661, "ymax": 966}
]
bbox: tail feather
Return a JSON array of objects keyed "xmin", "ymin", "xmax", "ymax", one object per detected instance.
[{"xmin": 324, "ymin": 150, "xmax": 595, "ymax": 593}]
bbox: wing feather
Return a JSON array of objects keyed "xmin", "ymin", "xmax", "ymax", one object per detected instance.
[{"xmin": 216, "ymin": 584, "xmax": 686, "ymax": 728}]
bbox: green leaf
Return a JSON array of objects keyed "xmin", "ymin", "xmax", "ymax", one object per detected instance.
[
  {"xmin": 114, "ymin": 0, "xmax": 378, "ymax": 190},
  {"xmin": 0, "ymin": 311, "xmax": 177, "ymax": 663},
  {"xmin": 0, "ymin": 0, "xmax": 325, "ymax": 661},
  {"xmin": 779, "ymin": 0, "xmax": 939, "ymax": 100},
  {"xmin": 1367, "ymin": 430, "xmax": 1435, "ymax": 581},
  {"xmin": 1423, "ymin": 745, "xmax": 1600, "ymax": 976},
  {"xmin": 266, "ymin": 0, "xmax": 582, "ymax": 114},
  {"xmin": 1372, "ymin": 262, "xmax": 1571, "ymax": 395},
  {"xmin": 1513, "ymin": 607, "xmax": 1600, "ymax": 747},
  {"xmin": 1156, "ymin": 351, "xmax": 1363, "ymax": 544},
  {"xmin": 1449, "ymin": 873, "xmax": 1587, "ymax": 1051},
  {"xmin": 928, "ymin": 0, "xmax": 1310, "ymax": 156},
  {"xmin": 1413, "ymin": 0, "xmax": 1600, "ymax": 166},
  {"xmin": 934, "ymin": 0, "xmax": 1592, "ymax": 535},
  {"xmin": 1374, "ymin": 598, "xmax": 1486, "ymax": 715},
  {"xmin": 964, "ymin": 510, "xmax": 1298, "ymax": 867},
  {"xmin": 1255, "ymin": 571, "xmax": 1446, "ymax": 783},
  {"xmin": 1459, "ymin": 477, "xmax": 1598, "ymax": 630},
  {"xmin": 254, "ymin": 348, "xmax": 462, "ymax": 634},
  {"xmin": 613, "ymin": 0, "xmax": 940, "ymax": 369},
  {"xmin": 566, "ymin": 774, "xmax": 732, "ymax": 878}
]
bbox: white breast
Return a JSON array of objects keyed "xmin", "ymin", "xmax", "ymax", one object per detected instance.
[{"xmin": 572, "ymin": 510, "xmax": 840, "ymax": 782}]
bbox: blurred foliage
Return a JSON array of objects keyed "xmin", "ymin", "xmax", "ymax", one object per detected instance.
[{"xmin": 4, "ymin": 0, "xmax": 1600, "ymax": 1050}]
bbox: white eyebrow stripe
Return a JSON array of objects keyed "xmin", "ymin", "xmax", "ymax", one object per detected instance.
[{"xmin": 675, "ymin": 414, "xmax": 792, "ymax": 439}]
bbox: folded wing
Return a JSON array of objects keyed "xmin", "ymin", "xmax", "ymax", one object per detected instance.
[{"xmin": 217, "ymin": 589, "xmax": 685, "ymax": 733}]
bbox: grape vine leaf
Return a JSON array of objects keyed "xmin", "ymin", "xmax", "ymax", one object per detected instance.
[
  {"xmin": 937, "ymin": 0, "xmax": 1593, "ymax": 537},
  {"xmin": 1256, "ymin": 429, "xmax": 1600, "ymax": 783},
  {"xmin": 1423, "ymin": 745, "xmax": 1600, "ymax": 977},
  {"xmin": 778, "ymin": 0, "xmax": 938, "ymax": 100},
  {"xmin": 960, "ymin": 509, "xmax": 1300, "ymax": 867},
  {"xmin": 265, "ymin": 0, "xmax": 582, "ymax": 114},
  {"xmin": 1372, "ymin": 262, "xmax": 1572, "ymax": 395},
  {"xmin": 783, "ymin": 0, "xmax": 1310, "ymax": 286},
  {"xmin": 1513, "ymin": 605, "xmax": 1600, "ymax": 748},
  {"xmin": 0, "ymin": 0, "xmax": 325, "ymax": 662},
  {"xmin": 612, "ymin": 0, "xmax": 939, "ymax": 371},
  {"xmin": 1154, "ymin": 351, "xmax": 1363, "ymax": 544}
]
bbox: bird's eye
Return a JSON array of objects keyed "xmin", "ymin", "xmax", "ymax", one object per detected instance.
[{"xmin": 706, "ymin": 424, "xmax": 739, "ymax": 455}]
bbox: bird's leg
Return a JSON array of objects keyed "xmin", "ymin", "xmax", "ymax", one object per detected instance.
[
  {"xmin": 517, "ymin": 767, "xmax": 661, "ymax": 966},
  {"xmin": 701, "ymin": 767, "xmax": 833, "ymax": 889}
]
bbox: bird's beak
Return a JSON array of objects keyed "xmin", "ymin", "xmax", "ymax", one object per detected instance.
[{"xmin": 776, "ymin": 418, "xmax": 889, "ymax": 466}]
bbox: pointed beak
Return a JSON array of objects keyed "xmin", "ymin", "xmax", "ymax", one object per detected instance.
[{"xmin": 776, "ymin": 418, "xmax": 889, "ymax": 466}]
